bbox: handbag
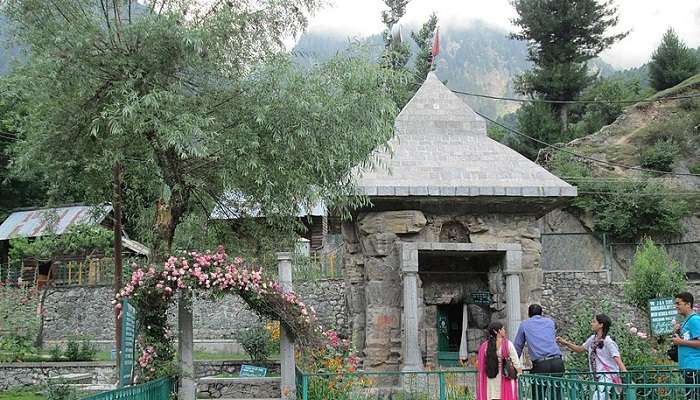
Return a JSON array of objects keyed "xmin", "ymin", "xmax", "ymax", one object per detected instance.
[
  {"xmin": 503, "ymin": 356, "xmax": 518, "ymax": 380},
  {"xmin": 668, "ymin": 344, "xmax": 679, "ymax": 362},
  {"xmin": 669, "ymin": 314, "xmax": 699, "ymax": 362}
]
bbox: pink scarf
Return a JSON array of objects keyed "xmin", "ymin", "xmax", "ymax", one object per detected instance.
[{"xmin": 477, "ymin": 339, "xmax": 518, "ymax": 400}]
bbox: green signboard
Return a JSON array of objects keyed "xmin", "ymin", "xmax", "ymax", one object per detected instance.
[
  {"xmin": 120, "ymin": 299, "xmax": 137, "ymax": 387},
  {"xmin": 648, "ymin": 297, "xmax": 677, "ymax": 336},
  {"xmin": 471, "ymin": 291, "xmax": 491, "ymax": 305},
  {"xmin": 240, "ymin": 364, "xmax": 267, "ymax": 377}
]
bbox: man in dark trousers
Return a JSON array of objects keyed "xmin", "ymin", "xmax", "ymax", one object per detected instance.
[{"xmin": 514, "ymin": 304, "xmax": 565, "ymax": 400}]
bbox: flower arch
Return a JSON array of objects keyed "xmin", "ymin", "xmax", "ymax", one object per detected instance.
[{"xmin": 113, "ymin": 246, "xmax": 325, "ymax": 382}]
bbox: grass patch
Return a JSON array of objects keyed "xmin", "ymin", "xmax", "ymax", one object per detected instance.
[
  {"xmin": 651, "ymin": 73, "xmax": 700, "ymax": 99},
  {"xmin": 0, "ymin": 389, "xmax": 44, "ymax": 400}
]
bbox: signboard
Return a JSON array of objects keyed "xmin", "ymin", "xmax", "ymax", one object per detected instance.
[
  {"xmin": 239, "ymin": 364, "xmax": 268, "ymax": 377},
  {"xmin": 648, "ymin": 297, "xmax": 677, "ymax": 336},
  {"xmin": 119, "ymin": 299, "xmax": 137, "ymax": 387},
  {"xmin": 471, "ymin": 291, "xmax": 491, "ymax": 305}
]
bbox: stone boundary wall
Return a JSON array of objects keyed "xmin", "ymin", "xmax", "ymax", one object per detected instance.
[
  {"xmin": 40, "ymin": 279, "xmax": 348, "ymax": 342},
  {"xmin": 0, "ymin": 360, "xmax": 281, "ymax": 390},
  {"xmin": 542, "ymin": 271, "xmax": 700, "ymax": 331}
]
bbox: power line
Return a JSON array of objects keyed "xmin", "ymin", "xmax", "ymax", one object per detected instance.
[
  {"xmin": 473, "ymin": 109, "xmax": 700, "ymax": 178},
  {"xmin": 451, "ymin": 88, "xmax": 700, "ymax": 105}
]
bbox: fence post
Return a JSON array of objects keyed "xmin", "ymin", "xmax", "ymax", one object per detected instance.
[
  {"xmin": 278, "ymin": 252, "xmax": 296, "ymax": 400},
  {"xmin": 438, "ymin": 371, "xmax": 446, "ymax": 400},
  {"xmin": 302, "ymin": 373, "xmax": 309, "ymax": 400}
]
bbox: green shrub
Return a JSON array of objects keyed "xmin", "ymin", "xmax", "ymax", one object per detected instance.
[
  {"xmin": 45, "ymin": 379, "xmax": 79, "ymax": 400},
  {"xmin": 640, "ymin": 139, "xmax": 681, "ymax": 171},
  {"xmin": 63, "ymin": 339, "xmax": 81, "ymax": 362},
  {"xmin": 238, "ymin": 323, "xmax": 273, "ymax": 362},
  {"xmin": 689, "ymin": 164, "xmax": 700, "ymax": 175},
  {"xmin": 624, "ymin": 238, "xmax": 687, "ymax": 312},
  {"xmin": 551, "ymin": 152, "xmax": 689, "ymax": 240},
  {"xmin": 62, "ymin": 337, "xmax": 96, "ymax": 361},
  {"xmin": 49, "ymin": 345, "xmax": 63, "ymax": 362},
  {"xmin": 679, "ymin": 98, "xmax": 699, "ymax": 111}
]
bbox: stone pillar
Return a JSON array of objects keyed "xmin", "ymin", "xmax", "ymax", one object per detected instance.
[
  {"xmin": 400, "ymin": 243, "xmax": 423, "ymax": 372},
  {"xmin": 178, "ymin": 294, "xmax": 195, "ymax": 400},
  {"xmin": 505, "ymin": 250, "xmax": 523, "ymax": 341},
  {"xmin": 277, "ymin": 252, "xmax": 296, "ymax": 400}
]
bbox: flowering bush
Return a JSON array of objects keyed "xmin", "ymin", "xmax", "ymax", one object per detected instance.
[
  {"xmin": 114, "ymin": 246, "xmax": 324, "ymax": 381},
  {"xmin": 298, "ymin": 329, "xmax": 365, "ymax": 400},
  {"xmin": 563, "ymin": 302, "xmax": 672, "ymax": 370},
  {"xmin": 239, "ymin": 323, "xmax": 274, "ymax": 362}
]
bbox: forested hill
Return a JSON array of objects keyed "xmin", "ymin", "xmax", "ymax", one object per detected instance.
[{"xmin": 293, "ymin": 21, "xmax": 616, "ymax": 117}]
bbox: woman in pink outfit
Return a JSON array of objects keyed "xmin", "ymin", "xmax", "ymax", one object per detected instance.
[{"xmin": 477, "ymin": 321, "xmax": 523, "ymax": 400}]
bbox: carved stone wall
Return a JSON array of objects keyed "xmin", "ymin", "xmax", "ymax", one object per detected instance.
[{"xmin": 343, "ymin": 209, "xmax": 542, "ymax": 371}]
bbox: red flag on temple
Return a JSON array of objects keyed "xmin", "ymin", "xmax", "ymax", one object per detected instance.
[{"xmin": 431, "ymin": 26, "xmax": 440, "ymax": 60}]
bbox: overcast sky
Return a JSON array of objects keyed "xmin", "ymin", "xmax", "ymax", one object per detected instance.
[{"xmin": 303, "ymin": 0, "xmax": 700, "ymax": 69}]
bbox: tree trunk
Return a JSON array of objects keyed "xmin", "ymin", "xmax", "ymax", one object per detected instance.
[{"xmin": 560, "ymin": 103, "xmax": 569, "ymax": 136}]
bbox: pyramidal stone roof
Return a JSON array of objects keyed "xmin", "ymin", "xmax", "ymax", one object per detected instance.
[{"xmin": 356, "ymin": 73, "xmax": 577, "ymax": 198}]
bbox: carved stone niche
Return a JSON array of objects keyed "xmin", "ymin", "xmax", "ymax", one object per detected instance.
[{"xmin": 439, "ymin": 222, "xmax": 471, "ymax": 243}]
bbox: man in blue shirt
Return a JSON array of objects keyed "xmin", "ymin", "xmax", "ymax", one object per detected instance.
[
  {"xmin": 515, "ymin": 304, "xmax": 565, "ymax": 400},
  {"xmin": 672, "ymin": 292, "xmax": 700, "ymax": 400}
]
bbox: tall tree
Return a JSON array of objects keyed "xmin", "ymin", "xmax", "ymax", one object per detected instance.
[
  {"xmin": 411, "ymin": 13, "xmax": 438, "ymax": 86},
  {"xmin": 511, "ymin": 0, "xmax": 627, "ymax": 134},
  {"xmin": 2, "ymin": 0, "xmax": 404, "ymax": 258},
  {"xmin": 649, "ymin": 28, "xmax": 700, "ymax": 91},
  {"xmin": 380, "ymin": 0, "xmax": 411, "ymax": 71}
]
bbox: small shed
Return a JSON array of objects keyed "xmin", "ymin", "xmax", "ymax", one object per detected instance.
[{"xmin": 0, "ymin": 204, "xmax": 148, "ymax": 287}]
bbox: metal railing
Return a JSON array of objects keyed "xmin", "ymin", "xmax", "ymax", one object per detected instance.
[
  {"xmin": 519, "ymin": 368, "xmax": 698, "ymax": 400},
  {"xmin": 82, "ymin": 377, "xmax": 174, "ymax": 400},
  {"xmin": 0, "ymin": 256, "xmax": 138, "ymax": 288},
  {"xmin": 297, "ymin": 369, "xmax": 478, "ymax": 400}
]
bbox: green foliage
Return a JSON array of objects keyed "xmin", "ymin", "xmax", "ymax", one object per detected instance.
[
  {"xmin": 239, "ymin": 323, "xmax": 274, "ymax": 363},
  {"xmin": 0, "ymin": 284, "xmax": 41, "ymax": 362},
  {"xmin": 44, "ymin": 380, "xmax": 79, "ymax": 400},
  {"xmin": 563, "ymin": 302, "xmax": 670, "ymax": 371},
  {"xmin": 512, "ymin": 102, "xmax": 562, "ymax": 159},
  {"xmin": 679, "ymin": 98, "xmax": 699, "ymax": 112},
  {"xmin": 689, "ymin": 164, "xmax": 700, "ymax": 175},
  {"xmin": 380, "ymin": 0, "xmax": 411, "ymax": 72},
  {"xmin": 61, "ymin": 337, "xmax": 97, "ymax": 362},
  {"xmin": 572, "ymin": 77, "xmax": 653, "ymax": 137},
  {"xmin": 551, "ymin": 153, "xmax": 689, "ymax": 239},
  {"xmin": 8, "ymin": 224, "xmax": 113, "ymax": 261},
  {"xmin": 640, "ymin": 139, "xmax": 681, "ymax": 172},
  {"xmin": 511, "ymin": 0, "xmax": 627, "ymax": 129},
  {"xmin": 410, "ymin": 13, "xmax": 438, "ymax": 86},
  {"xmin": 649, "ymin": 28, "xmax": 700, "ymax": 91},
  {"xmin": 624, "ymin": 239, "xmax": 687, "ymax": 312},
  {"xmin": 49, "ymin": 345, "xmax": 62, "ymax": 362},
  {"xmin": 3, "ymin": 0, "xmax": 404, "ymax": 255}
]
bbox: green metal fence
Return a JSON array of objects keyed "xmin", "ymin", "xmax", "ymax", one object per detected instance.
[
  {"xmin": 297, "ymin": 369, "xmax": 478, "ymax": 400},
  {"xmin": 82, "ymin": 377, "xmax": 174, "ymax": 400},
  {"xmin": 519, "ymin": 369, "xmax": 697, "ymax": 400}
]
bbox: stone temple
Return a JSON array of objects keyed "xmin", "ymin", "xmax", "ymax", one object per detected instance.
[{"xmin": 343, "ymin": 73, "xmax": 576, "ymax": 373}]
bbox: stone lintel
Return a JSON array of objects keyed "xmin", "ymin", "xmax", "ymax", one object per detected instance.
[{"xmin": 414, "ymin": 242, "xmax": 521, "ymax": 252}]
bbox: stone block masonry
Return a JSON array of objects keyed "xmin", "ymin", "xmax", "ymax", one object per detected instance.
[{"xmin": 39, "ymin": 279, "xmax": 348, "ymax": 343}]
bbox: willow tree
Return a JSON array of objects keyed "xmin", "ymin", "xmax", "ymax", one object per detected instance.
[{"xmin": 3, "ymin": 0, "xmax": 403, "ymax": 257}]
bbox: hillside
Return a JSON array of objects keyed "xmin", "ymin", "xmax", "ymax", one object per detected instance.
[
  {"xmin": 544, "ymin": 73, "xmax": 700, "ymax": 241},
  {"xmin": 294, "ymin": 23, "xmax": 616, "ymax": 118}
]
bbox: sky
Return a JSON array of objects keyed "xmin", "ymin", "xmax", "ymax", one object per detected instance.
[{"xmin": 303, "ymin": 0, "xmax": 700, "ymax": 69}]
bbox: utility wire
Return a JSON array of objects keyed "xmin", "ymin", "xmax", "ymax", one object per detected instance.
[
  {"xmin": 452, "ymin": 89, "xmax": 700, "ymax": 105},
  {"xmin": 472, "ymin": 109, "xmax": 700, "ymax": 178}
]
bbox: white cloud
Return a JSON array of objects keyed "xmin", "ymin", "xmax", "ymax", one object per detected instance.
[{"xmin": 304, "ymin": 0, "xmax": 700, "ymax": 69}]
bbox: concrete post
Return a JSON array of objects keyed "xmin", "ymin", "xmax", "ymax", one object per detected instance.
[
  {"xmin": 400, "ymin": 243, "xmax": 423, "ymax": 372},
  {"xmin": 505, "ymin": 250, "xmax": 523, "ymax": 341},
  {"xmin": 277, "ymin": 252, "xmax": 296, "ymax": 400},
  {"xmin": 178, "ymin": 293, "xmax": 195, "ymax": 400}
]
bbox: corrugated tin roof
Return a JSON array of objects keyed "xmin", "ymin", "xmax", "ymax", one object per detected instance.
[{"xmin": 0, "ymin": 205, "xmax": 113, "ymax": 240}]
